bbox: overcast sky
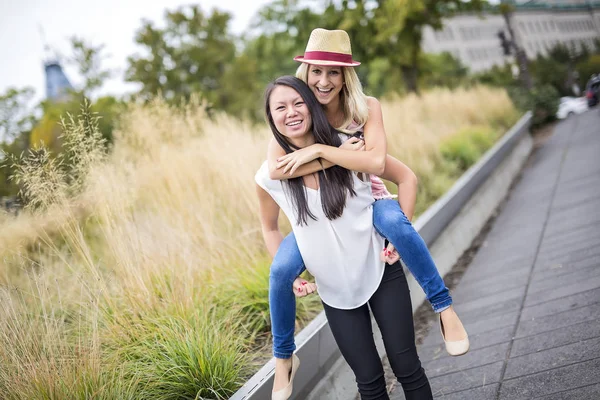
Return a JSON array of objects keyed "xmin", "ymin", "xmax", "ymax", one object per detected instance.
[{"xmin": 0, "ymin": 0, "xmax": 274, "ymax": 103}]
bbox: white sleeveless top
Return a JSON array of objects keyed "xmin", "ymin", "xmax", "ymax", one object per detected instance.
[{"xmin": 255, "ymin": 161, "xmax": 385, "ymax": 309}]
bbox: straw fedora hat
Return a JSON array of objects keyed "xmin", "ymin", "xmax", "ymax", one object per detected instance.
[{"xmin": 294, "ymin": 28, "xmax": 360, "ymax": 67}]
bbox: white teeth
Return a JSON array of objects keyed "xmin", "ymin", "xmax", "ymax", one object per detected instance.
[
  {"xmin": 317, "ymin": 88, "xmax": 332, "ymax": 93},
  {"xmin": 287, "ymin": 121, "xmax": 301, "ymax": 126}
]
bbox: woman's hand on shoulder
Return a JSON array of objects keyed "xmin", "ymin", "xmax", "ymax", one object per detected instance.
[{"xmin": 339, "ymin": 136, "xmax": 365, "ymax": 152}]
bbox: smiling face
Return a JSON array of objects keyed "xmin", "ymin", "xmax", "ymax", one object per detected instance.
[
  {"xmin": 268, "ymin": 85, "xmax": 313, "ymax": 146},
  {"xmin": 307, "ymin": 65, "xmax": 344, "ymax": 107}
]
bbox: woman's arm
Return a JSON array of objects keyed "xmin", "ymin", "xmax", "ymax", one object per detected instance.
[
  {"xmin": 267, "ymin": 138, "xmax": 334, "ymax": 180},
  {"xmin": 256, "ymin": 184, "xmax": 284, "ymax": 258},
  {"xmin": 379, "ymin": 155, "xmax": 418, "ymax": 221},
  {"xmin": 276, "ymin": 97, "xmax": 387, "ymax": 176},
  {"xmin": 267, "ymin": 136, "xmax": 364, "ymax": 180}
]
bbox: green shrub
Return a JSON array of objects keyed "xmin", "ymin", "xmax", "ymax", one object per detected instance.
[
  {"xmin": 508, "ymin": 84, "xmax": 560, "ymax": 126},
  {"xmin": 223, "ymin": 259, "xmax": 322, "ymax": 337},
  {"xmin": 106, "ymin": 309, "xmax": 246, "ymax": 400},
  {"xmin": 440, "ymin": 127, "xmax": 498, "ymax": 172},
  {"xmin": 577, "ymin": 55, "xmax": 600, "ymax": 87},
  {"xmin": 472, "ymin": 64, "xmax": 516, "ymax": 88}
]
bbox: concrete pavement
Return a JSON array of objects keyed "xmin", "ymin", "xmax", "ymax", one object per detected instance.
[{"xmin": 391, "ymin": 109, "xmax": 600, "ymax": 399}]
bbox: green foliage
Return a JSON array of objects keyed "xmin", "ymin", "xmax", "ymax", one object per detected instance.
[
  {"xmin": 577, "ymin": 55, "xmax": 600, "ymax": 85},
  {"xmin": 473, "ymin": 41, "xmax": 598, "ymax": 106},
  {"xmin": 440, "ymin": 127, "xmax": 497, "ymax": 172},
  {"xmin": 29, "ymin": 94, "xmax": 121, "ymax": 154},
  {"xmin": 414, "ymin": 168, "xmax": 458, "ymax": 216},
  {"xmin": 0, "ymin": 87, "xmax": 37, "ymax": 142},
  {"xmin": 525, "ymin": 42, "xmax": 600, "ymax": 98},
  {"xmin": 126, "ymin": 6, "xmax": 237, "ymax": 108},
  {"xmin": 530, "ymin": 54, "xmax": 570, "ymax": 96},
  {"xmin": 0, "ymin": 87, "xmax": 38, "ymax": 198},
  {"xmin": 68, "ymin": 36, "xmax": 113, "ymax": 98},
  {"xmin": 472, "ymin": 63, "xmax": 516, "ymax": 88},
  {"xmin": 508, "ymin": 84, "xmax": 559, "ymax": 126},
  {"xmin": 217, "ymin": 54, "xmax": 264, "ymax": 121},
  {"xmin": 107, "ymin": 310, "xmax": 246, "ymax": 400},
  {"xmin": 419, "ymin": 52, "xmax": 469, "ymax": 89},
  {"xmin": 249, "ymin": 0, "xmax": 484, "ymax": 96},
  {"xmin": 11, "ymin": 100, "xmax": 107, "ymax": 209},
  {"xmin": 123, "ymin": 0, "xmax": 487, "ymax": 116},
  {"xmin": 0, "ymin": 143, "xmax": 21, "ymax": 197},
  {"xmin": 220, "ymin": 257, "xmax": 321, "ymax": 337},
  {"xmin": 528, "ymin": 43, "xmax": 588, "ymax": 97},
  {"xmin": 224, "ymin": 260, "xmax": 272, "ymax": 335},
  {"xmin": 92, "ymin": 96, "xmax": 125, "ymax": 144}
]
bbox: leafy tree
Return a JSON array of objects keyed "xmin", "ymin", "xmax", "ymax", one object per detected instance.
[
  {"xmin": 126, "ymin": 5, "xmax": 237, "ymax": 108},
  {"xmin": 498, "ymin": 1, "xmax": 532, "ymax": 90},
  {"xmin": 1, "ymin": 141, "xmax": 20, "ymax": 197},
  {"xmin": 30, "ymin": 97, "xmax": 83, "ymax": 152},
  {"xmin": 0, "ymin": 87, "xmax": 37, "ymax": 142},
  {"xmin": 508, "ymin": 84, "xmax": 559, "ymax": 126},
  {"xmin": 577, "ymin": 55, "xmax": 600, "ymax": 87},
  {"xmin": 68, "ymin": 36, "xmax": 113, "ymax": 98},
  {"xmin": 419, "ymin": 52, "xmax": 469, "ymax": 89},
  {"xmin": 528, "ymin": 42, "xmax": 596, "ymax": 97},
  {"xmin": 218, "ymin": 54, "xmax": 263, "ymax": 120},
  {"xmin": 92, "ymin": 96, "xmax": 124, "ymax": 144},
  {"xmin": 0, "ymin": 87, "xmax": 38, "ymax": 197},
  {"xmin": 593, "ymin": 39, "xmax": 600, "ymax": 55},
  {"xmin": 345, "ymin": 0, "xmax": 486, "ymax": 93},
  {"xmin": 472, "ymin": 63, "xmax": 516, "ymax": 87},
  {"xmin": 530, "ymin": 52, "xmax": 570, "ymax": 96},
  {"xmin": 30, "ymin": 36, "xmax": 121, "ymax": 154},
  {"xmin": 252, "ymin": 0, "xmax": 485, "ymax": 94},
  {"xmin": 30, "ymin": 94, "xmax": 122, "ymax": 152}
]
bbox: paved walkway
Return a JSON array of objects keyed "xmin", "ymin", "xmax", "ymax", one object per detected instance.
[{"xmin": 391, "ymin": 109, "xmax": 600, "ymax": 399}]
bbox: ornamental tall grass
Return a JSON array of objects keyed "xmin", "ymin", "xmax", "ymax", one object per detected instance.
[{"xmin": 0, "ymin": 86, "xmax": 518, "ymax": 398}]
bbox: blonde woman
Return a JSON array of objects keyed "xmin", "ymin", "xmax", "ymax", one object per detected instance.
[{"xmin": 265, "ymin": 29, "xmax": 468, "ymax": 398}]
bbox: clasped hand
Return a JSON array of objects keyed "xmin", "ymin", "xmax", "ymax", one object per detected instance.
[
  {"xmin": 276, "ymin": 145, "xmax": 321, "ymax": 175},
  {"xmin": 276, "ymin": 137, "xmax": 365, "ymax": 175}
]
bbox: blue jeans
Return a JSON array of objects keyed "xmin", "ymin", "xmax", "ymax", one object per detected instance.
[{"xmin": 268, "ymin": 199, "xmax": 452, "ymax": 359}]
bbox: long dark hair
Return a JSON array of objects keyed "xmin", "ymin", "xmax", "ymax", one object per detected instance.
[{"xmin": 264, "ymin": 76, "xmax": 356, "ymax": 226}]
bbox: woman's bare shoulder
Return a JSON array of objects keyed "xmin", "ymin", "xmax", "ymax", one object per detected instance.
[{"xmin": 366, "ymin": 96, "xmax": 381, "ymax": 107}]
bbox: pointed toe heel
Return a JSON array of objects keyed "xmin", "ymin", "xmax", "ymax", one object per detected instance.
[{"xmin": 272, "ymin": 354, "xmax": 300, "ymax": 400}]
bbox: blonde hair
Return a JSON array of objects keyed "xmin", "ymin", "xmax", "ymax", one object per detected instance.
[{"xmin": 296, "ymin": 63, "xmax": 369, "ymax": 134}]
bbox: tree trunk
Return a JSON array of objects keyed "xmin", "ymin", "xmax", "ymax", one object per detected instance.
[
  {"xmin": 502, "ymin": 10, "xmax": 533, "ymax": 90},
  {"xmin": 402, "ymin": 43, "xmax": 421, "ymax": 94},
  {"xmin": 401, "ymin": 65, "xmax": 419, "ymax": 94}
]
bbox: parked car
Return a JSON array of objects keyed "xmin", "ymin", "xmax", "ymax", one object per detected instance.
[
  {"xmin": 556, "ymin": 96, "xmax": 588, "ymax": 119},
  {"xmin": 585, "ymin": 75, "xmax": 600, "ymax": 107}
]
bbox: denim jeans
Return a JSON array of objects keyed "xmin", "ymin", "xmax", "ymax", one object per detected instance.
[{"xmin": 268, "ymin": 199, "xmax": 452, "ymax": 359}]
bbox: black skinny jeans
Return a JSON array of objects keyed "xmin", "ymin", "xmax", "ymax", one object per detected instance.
[{"xmin": 323, "ymin": 261, "xmax": 433, "ymax": 400}]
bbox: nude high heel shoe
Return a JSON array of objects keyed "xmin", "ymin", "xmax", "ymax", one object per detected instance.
[
  {"xmin": 440, "ymin": 315, "xmax": 470, "ymax": 356},
  {"xmin": 272, "ymin": 354, "xmax": 300, "ymax": 400}
]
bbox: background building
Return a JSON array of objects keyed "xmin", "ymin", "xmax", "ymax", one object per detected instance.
[
  {"xmin": 422, "ymin": 0, "xmax": 600, "ymax": 72},
  {"xmin": 44, "ymin": 60, "xmax": 73, "ymax": 102}
]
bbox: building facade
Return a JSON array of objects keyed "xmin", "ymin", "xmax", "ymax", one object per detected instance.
[{"xmin": 421, "ymin": 0, "xmax": 600, "ymax": 72}]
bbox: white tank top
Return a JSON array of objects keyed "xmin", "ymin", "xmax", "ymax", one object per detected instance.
[{"xmin": 255, "ymin": 161, "xmax": 385, "ymax": 309}]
